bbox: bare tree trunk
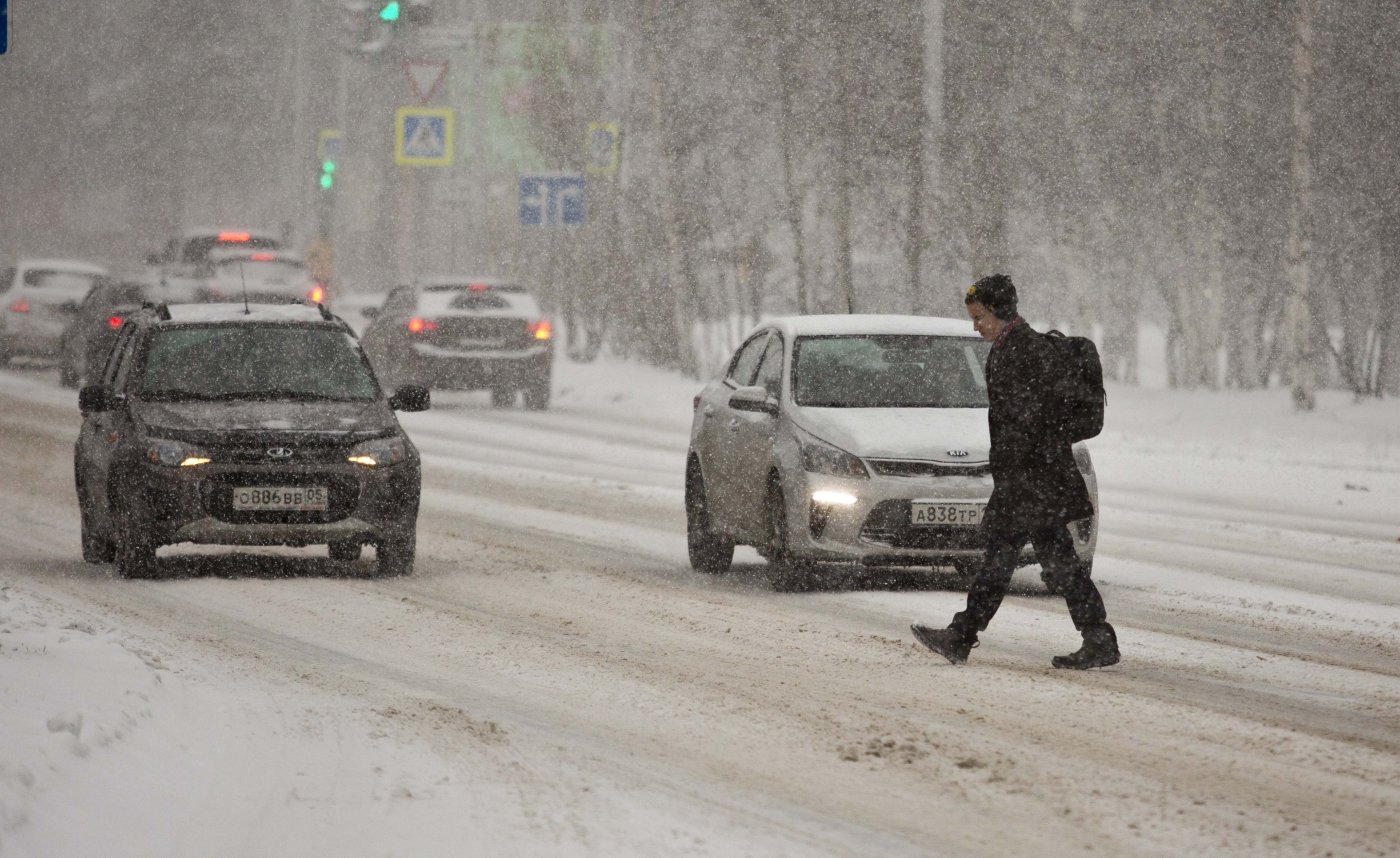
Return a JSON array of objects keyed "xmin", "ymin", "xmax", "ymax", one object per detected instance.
[
  {"xmin": 1287, "ymin": 0, "xmax": 1316, "ymax": 410},
  {"xmin": 831, "ymin": 4, "xmax": 857, "ymax": 314},
  {"xmin": 768, "ymin": 6, "xmax": 811, "ymax": 314}
]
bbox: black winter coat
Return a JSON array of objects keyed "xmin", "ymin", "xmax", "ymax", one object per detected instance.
[{"xmin": 982, "ymin": 320, "xmax": 1095, "ymax": 537}]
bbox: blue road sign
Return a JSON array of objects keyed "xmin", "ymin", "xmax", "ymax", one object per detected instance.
[
  {"xmin": 519, "ymin": 175, "xmax": 586, "ymax": 227},
  {"xmin": 1, "ymin": 0, "xmax": 9, "ymax": 55}
]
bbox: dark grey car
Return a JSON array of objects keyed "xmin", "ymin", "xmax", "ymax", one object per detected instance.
[{"xmin": 74, "ymin": 302, "xmax": 429, "ymax": 579}]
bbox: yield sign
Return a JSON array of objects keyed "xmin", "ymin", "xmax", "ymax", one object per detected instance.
[{"xmin": 402, "ymin": 58, "xmax": 448, "ymax": 104}]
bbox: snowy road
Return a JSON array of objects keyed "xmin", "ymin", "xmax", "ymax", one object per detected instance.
[{"xmin": 1, "ymin": 359, "xmax": 1397, "ymax": 857}]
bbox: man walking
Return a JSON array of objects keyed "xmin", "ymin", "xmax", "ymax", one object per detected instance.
[{"xmin": 911, "ymin": 274, "xmax": 1119, "ymax": 669}]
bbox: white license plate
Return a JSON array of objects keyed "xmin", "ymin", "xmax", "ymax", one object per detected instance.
[
  {"xmin": 232, "ymin": 486, "xmax": 328, "ymax": 512},
  {"xmin": 910, "ymin": 501, "xmax": 984, "ymax": 526}
]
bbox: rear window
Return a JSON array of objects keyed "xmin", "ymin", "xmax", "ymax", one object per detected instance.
[
  {"xmin": 792, "ymin": 335, "xmax": 990, "ymax": 408},
  {"xmin": 419, "ymin": 286, "xmax": 539, "ymax": 317},
  {"xmin": 181, "ymin": 235, "xmax": 281, "ymax": 264},
  {"xmin": 212, "ymin": 257, "xmax": 308, "ymax": 283},
  {"xmin": 137, "ymin": 325, "xmax": 378, "ymax": 402},
  {"xmin": 23, "ymin": 269, "xmax": 103, "ymax": 291}
]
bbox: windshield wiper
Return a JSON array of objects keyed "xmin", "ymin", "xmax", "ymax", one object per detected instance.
[
  {"xmin": 140, "ymin": 389, "xmax": 215, "ymax": 402},
  {"xmin": 203, "ymin": 389, "xmax": 345, "ymax": 402}
]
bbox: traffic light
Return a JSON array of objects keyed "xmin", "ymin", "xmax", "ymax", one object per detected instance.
[
  {"xmin": 343, "ymin": 0, "xmax": 432, "ymax": 53},
  {"xmin": 378, "ymin": 1, "xmax": 399, "ymax": 22},
  {"xmin": 319, "ymin": 160, "xmax": 335, "ymax": 191}
]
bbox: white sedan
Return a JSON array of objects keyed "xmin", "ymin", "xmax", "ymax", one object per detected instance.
[{"xmin": 685, "ymin": 314, "xmax": 1098, "ymax": 589}]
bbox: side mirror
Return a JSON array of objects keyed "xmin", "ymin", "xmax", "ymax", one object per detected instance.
[
  {"xmin": 729, "ymin": 385, "xmax": 778, "ymax": 416},
  {"xmin": 360, "ymin": 306, "xmax": 380, "ymax": 320},
  {"xmin": 78, "ymin": 385, "xmax": 112, "ymax": 414},
  {"xmin": 389, "ymin": 385, "xmax": 430, "ymax": 412}
]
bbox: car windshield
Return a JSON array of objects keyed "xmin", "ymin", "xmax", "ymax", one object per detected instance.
[
  {"xmin": 792, "ymin": 335, "xmax": 990, "ymax": 408},
  {"xmin": 137, "ymin": 325, "xmax": 379, "ymax": 402}
]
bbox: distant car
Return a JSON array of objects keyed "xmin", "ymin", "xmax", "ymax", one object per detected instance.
[
  {"xmin": 200, "ymin": 247, "xmax": 326, "ymax": 305},
  {"xmin": 685, "ymin": 315, "xmax": 1099, "ymax": 590},
  {"xmin": 73, "ymin": 301, "xmax": 429, "ymax": 579},
  {"xmin": 145, "ymin": 228, "xmax": 287, "ymax": 298},
  {"xmin": 57, "ymin": 278, "xmax": 154, "ymax": 388},
  {"xmin": 0, "ymin": 258, "xmax": 111, "ymax": 365},
  {"xmin": 360, "ymin": 277, "xmax": 554, "ymax": 409}
]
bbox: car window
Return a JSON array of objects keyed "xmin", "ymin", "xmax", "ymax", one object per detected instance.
[
  {"xmin": 0, "ymin": 268, "xmax": 13, "ymax": 289},
  {"xmin": 22, "ymin": 269, "xmax": 103, "ymax": 291},
  {"xmin": 792, "ymin": 335, "xmax": 990, "ymax": 408},
  {"xmin": 726, "ymin": 332, "xmax": 770, "ymax": 387},
  {"xmin": 755, "ymin": 335, "xmax": 784, "ymax": 397},
  {"xmin": 383, "ymin": 287, "xmax": 415, "ymax": 314},
  {"xmin": 137, "ymin": 325, "xmax": 379, "ymax": 402}
]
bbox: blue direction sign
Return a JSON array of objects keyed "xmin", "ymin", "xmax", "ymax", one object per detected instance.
[
  {"xmin": 1, "ymin": 0, "xmax": 10, "ymax": 55},
  {"xmin": 519, "ymin": 175, "xmax": 586, "ymax": 227}
]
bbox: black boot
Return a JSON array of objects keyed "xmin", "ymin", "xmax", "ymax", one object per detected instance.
[
  {"xmin": 911, "ymin": 624, "xmax": 978, "ymax": 664},
  {"xmin": 1052, "ymin": 624, "xmax": 1119, "ymax": 670}
]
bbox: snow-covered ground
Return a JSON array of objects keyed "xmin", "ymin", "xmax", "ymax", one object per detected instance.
[{"xmin": 0, "ymin": 340, "xmax": 1397, "ymax": 857}]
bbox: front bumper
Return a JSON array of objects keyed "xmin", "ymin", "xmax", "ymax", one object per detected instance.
[
  {"xmin": 128, "ymin": 458, "xmax": 420, "ymax": 549},
  {"xmin": 788, "ymin": 468, "xmax": 1097, "ymax": 568}
]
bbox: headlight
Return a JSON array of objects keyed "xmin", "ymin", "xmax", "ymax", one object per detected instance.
[
  {"xmin": 797, "ymin": 429, "xmax": 868, "ymax": 479},
  {"xmin": 146, "ymin": 439, "xmax": 211, "ymax": 467},
  {"xmin": 348, "ymin": 436, "xmax": 407, "ymax": 467}
]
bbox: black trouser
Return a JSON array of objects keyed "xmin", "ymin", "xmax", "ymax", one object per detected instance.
[{"xmin": 952, "ymin": 524, "xmax": 1108, "ymax": 639}]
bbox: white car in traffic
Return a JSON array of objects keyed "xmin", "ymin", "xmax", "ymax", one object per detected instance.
[{"xmin": 685, "ymin": 314, "xmax": 1098, "ymax": 589}]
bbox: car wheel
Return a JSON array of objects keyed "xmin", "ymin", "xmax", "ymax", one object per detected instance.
[
  {"xmin": 685, "ymin": 461, "xmax": 734, "ymax": 574},
  {"xmin": 113, "ymin": 510, "xmax": 157, "ymax": 579},
  {"xmin": 522, "ymin": 378, "xmax": 550, "ymax": 411},
  {"xmin": 77, "ymin": 481, "xmax": 116, "ymax": 563},
  {"xmin": 375, "ymin": 529, "xmax": 415, "ymax": 577},
  {"xmin": 765, "ymin": 481, "xmax": 814, "ymax": 592},
  {"xmin": 490, "ymin": 386, "xmax": 516, "ymax": 408},
  {"xmin": 329, "ymin": 540, "xmax": 362, "ymax": 562}
]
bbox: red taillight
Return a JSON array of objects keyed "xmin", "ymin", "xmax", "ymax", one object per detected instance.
[
  {"xmin": 407, "ymin": 317, "xmax": 437, "ymax": 334},
  {"xmin": 217, "ymin": 231, "xmax": 250, "ymax": 242},
  {"xmin": 468, "ymin": 282, "xmax": 490, "ymax": 292},
  {"xmin": 309, "ymin": 284, "xmax": 326, "ymax": 303},
  {"xmin": 7, "ymin": 298, "xmax": 29, "ymax": 313},
  {"xmin": 250, "ymin": 252, "xmax": 276, "ymax": 262},
  {"xmin": 528, "ymin": 320, "xmax": 552, "ymax": 341},
  {"xmin": 107, "ymin": 315, "xmax": 124, "ymax": 329}
]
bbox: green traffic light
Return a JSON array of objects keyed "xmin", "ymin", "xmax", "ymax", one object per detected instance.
[
  {"xmin": 320, "ymin": 174, "xmax": 334, "ymax": 190},
  {"xmin": 322, "ymin": 161, "xmax": 336, "ymax": 174},
  {"xmin": 379, "ymin": 1, "xmax": 400, "ymax": 22}
]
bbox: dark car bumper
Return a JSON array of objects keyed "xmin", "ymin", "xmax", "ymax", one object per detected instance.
[
  {"xmin": 125, "ymin": 458, "xmax": 420, "ymax": 549},
  {"xmin": 400, "ymin": 345, "xmax": 551, "ymax": 391}
]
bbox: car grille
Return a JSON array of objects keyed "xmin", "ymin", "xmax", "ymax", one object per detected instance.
[
  {"xmin": 204, "ymin": 442, "xmax": 349, "ymax": 465},
  {"xmin": 428, "ymin": 317, "xmax": 532, "ymax": 349},
  {"xmin": 860, "ymin": 500, "xmax": 987, "ymax": 550},
  {"xmin": 866, "ymin": 459, "xmax": 990, "ymax": 478},
  {"xmin": 200, "ymin": 473, "xmax": 361, "ymax": 524}
]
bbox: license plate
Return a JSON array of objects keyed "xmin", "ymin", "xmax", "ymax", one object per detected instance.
[
  {"xmin": 232, "ymin": 486, "xmax": 328, "ymax": 512},
  {"xmin": 910, "ymin": 501, "xmax": 983, "ymax": 526}
]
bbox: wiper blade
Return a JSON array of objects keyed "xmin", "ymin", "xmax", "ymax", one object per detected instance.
[
  {"xmin": 140, "ymin": 389, "xmax": 213, "ymax": 402},
  {"xmin": 204, "ymin": 389, "xmax": 342, "ymax": 402}
]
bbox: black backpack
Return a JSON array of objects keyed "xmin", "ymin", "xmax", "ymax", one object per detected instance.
[{"xmin": 1042, "ymin": 330, "xmax": 1106, "ymax": 442}]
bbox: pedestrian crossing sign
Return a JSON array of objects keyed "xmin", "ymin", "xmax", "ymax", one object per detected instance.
[{"xmin": 394, "ymin": 107, "xmax": 454, "ymax": 166}]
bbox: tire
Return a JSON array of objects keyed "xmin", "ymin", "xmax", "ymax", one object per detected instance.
[
  {"xmin": 79, "ymin": 500, "xmax": 116, "ymax": 563},
  {"xmin": 764, "ymin": 481, "xmax": 814, "ymax": 592},
  {"xmin": 685, "ymin": 462, "xmax": 734, "ymax": 574},
  {"xmin": 490, "ymin": 386, "xmax": 516, "ymax": 408},
  {"xmin": 113, "ymin": 511, "xmax": 157, "ymax": 579},
  {"xmin": 523, "ymin": 378, "xmax": 550, "ymax": 411},
  {"xmin": 329, "ymin": 540, "xmax": 362, "ymax": 562},
  {"xmin": 375, "ymin": 529, "xmax": 416, "ymax": 577}
]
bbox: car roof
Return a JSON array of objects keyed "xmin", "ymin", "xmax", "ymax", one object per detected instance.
[
  {"xmin": 158, "ymin": 302, "xmax": 337, "ymax": 325},
  {"xmin": 761, "ymin": 314, "xmax": 979, "ymax": 339},
  {"xmin": 15, "ymin": 258, "xmax": 110, "ymax": 276},
  {"xmin": 418, "ymin": 275, "xmax": 519, "ymax": 288}
]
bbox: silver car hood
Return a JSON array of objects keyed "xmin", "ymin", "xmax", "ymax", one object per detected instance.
[{"xmin": 792, "ymin": 406, "xmax": 990, "ymax": 462}]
